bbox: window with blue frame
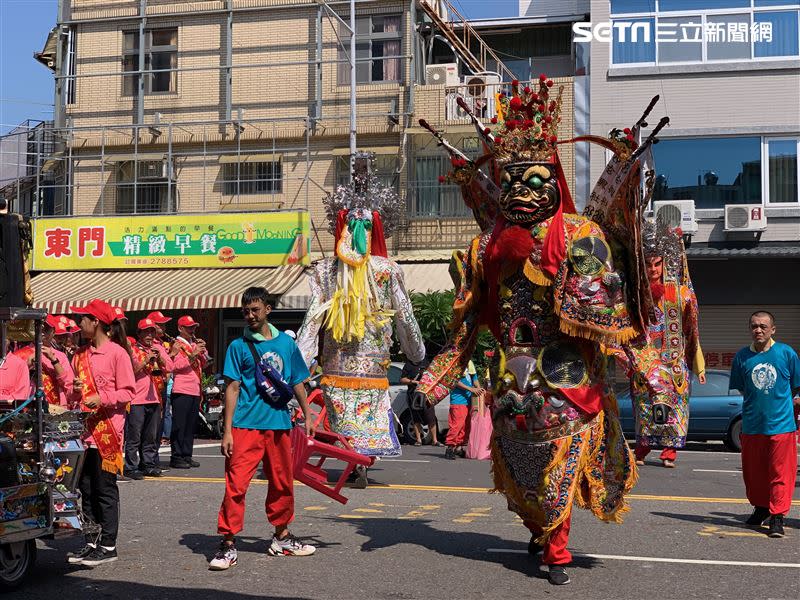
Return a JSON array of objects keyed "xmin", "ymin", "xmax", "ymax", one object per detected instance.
[
  {"xmin": 609, "ymin": 1, "xmax": 800, "ymax": 65},
  {"xmin": 613, "ymin": 18, "xmax": 656, "ymax": 63},
  {"xmin": 652, "ymin": 136, "xmax": 800, "ymax": 208},
  {"xmin": 755, "ymin": 10, "xmax": 800, "ymax": 56}
]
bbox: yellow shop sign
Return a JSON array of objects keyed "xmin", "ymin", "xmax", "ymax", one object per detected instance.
[{"xmin": 32, "ymin": 211, "xmax": 309, "ymax": 271}]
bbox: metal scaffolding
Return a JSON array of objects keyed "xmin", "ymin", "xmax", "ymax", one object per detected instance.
[
  {"xmin": 0, "ymin": 0, "xmax": 429, "ymax": 219},
  {"xmin": 1, "ymin": 0, "xmax": 532, "ymax": 262}
]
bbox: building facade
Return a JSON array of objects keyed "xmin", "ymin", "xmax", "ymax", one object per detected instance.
[
  {"xmin": 589, "ymin": 0, "xmax": 800, "ymax": 360},
  {"xmin": 20, "ymin": 0, "xmax": 581, "ymax": 332}
]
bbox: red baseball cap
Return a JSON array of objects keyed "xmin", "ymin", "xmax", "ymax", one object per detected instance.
[
  {"xmin": 113, "ymin": 306, "xmax": 127, "ymax": 321},
  {"xmin": 177, "ymin": 315, "xmax": 199, "ymax": 328},
  {"xmin": 70, "ymin": 299, "xmax": 116, "ymax": 325},
  {"xmin": 65, "ymin": 318, "xmax": 81, "ymax": 334},
  {"xmin": 146, "ymin": 311, "xmax": 171, "ymax": 324},
  {"xmin": 46, "ymin": 315, "xmax": 70, "ymax": 336},
  {"xmin": 138, "ymin": 318, "xmax": 158, "ymax": 331}
]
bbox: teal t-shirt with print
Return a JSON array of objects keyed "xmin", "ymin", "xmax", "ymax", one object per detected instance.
[
  {"xmin": 729, "ymin": 342, "xmax": 800, "ymax": 436},
  {"xmin": 224, "ymin": 331, "xmax": 310, "ymax": 431}
]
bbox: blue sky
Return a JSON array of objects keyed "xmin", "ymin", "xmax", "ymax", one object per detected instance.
[
  {"xmin": 0, "ymin": 0, "xmax": 518, "ymax": 135},
  {"xmin": 0, "ymin": 0, "xmax": 58, "ymax": 134}
]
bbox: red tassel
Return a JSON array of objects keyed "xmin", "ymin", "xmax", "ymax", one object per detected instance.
[{"xmin": 494, "ymin": 225, "xmax": 534, "ymax": 263}]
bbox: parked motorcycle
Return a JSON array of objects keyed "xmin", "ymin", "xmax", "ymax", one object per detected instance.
[{"xmin": 198, "ymin": 375, "xmax": 226, "ymax": 439}]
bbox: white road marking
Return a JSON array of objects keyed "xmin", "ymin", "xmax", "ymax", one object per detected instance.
[
  {"xmin": 485, "ymin": 549, "xmax": 800, "ymax": 568},
  {"xmin": 158, "ymin": 442, "xmax": 219, "ymax": 454},
  {"xmin": 693, "ymin": 469, "xmax": 742, "ymax": 474}
]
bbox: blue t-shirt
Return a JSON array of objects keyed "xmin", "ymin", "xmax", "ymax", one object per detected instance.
[
  {"xmin": 729, "ymin": 341, "xmax": 800, "ymax": 436},
  {"xmin": 450, "ymin": 373, "xmax": 475, "ymax": 406},
  {"xmin": 223, "ymin": 332, "xmax": 310, "ymax": 431}
]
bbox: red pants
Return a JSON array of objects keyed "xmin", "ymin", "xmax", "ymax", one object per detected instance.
[
  {"xmin": 740, "ymin": 431, "xmax": 797, "ymax": 516},
  {"xmin": 218, "ymin": 428, "xmax": 294, "ymax": 536},
  {"xmin": 635, "ymin": 443, "xmax": 677, "ymax": 462},
  {"xmin": 445, "ymin": 405, "xmax": 470, "ymax": 447},
  {"xmin": 524, "ymin": 515, "xmax": 572, "ymax": 565}
]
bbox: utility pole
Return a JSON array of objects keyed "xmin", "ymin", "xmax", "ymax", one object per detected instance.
[{"xmin": 349, "ymin": 0, "xmax": 357, "ymax": 182}]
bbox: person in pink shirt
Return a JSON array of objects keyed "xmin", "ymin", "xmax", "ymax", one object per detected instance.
[
  {"xmin": 41, "ymin": 315, "xmax": 77, "ymax": 408},
  {"xmin": 66, "ymin": 299, "xmax": 135, "ymax": 568},
  {"xmin": 0, "ymin": 342, "xmax": 30, "ymax": 403},
  {"xmin": 168, "ymin": 315, "xmax": 207, "ymax": 469},
  {"xmin": 125, "ymin": 318, "xmax": 174, "ymax": 479},
  {"xmin": 146, "ymin": 311, "xmax": 174, "ymax": 449}
]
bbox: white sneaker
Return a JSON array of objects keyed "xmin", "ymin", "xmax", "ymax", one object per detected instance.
[
  {"xmin": 209, "ymin": 542, "xmax": 238, "ymax": 570},
  {"xmin": 267, "ymin": 533, "xmax": 316, "ymax": 557}
]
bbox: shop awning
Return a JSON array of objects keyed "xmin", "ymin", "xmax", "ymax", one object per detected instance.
[
  {"xmin": 103, "ymin": 153, "xmax": 165, "ymax": 163},
  {"xmin": 31, "ymin": 266, "xmax": 305, "ymax": 314},
  {"xmin": 218, "ymin": 153, "xmax": 282, "ymax": 164},
  {"xmin": 276, "ymin": 262, "xmax": 454, "ymax": 309}
]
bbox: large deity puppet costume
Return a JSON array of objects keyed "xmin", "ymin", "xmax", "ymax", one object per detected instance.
[
  {"xmin": 619, "ymin": 222, "xmax": 705, "ymax": 468},
  {"xmin": 296, "ymin": 156, "xmax": 425, "ymax": 481},
  {"xmin": 414, "ymin": 78, "xmax": 670, "ymax": 584}
]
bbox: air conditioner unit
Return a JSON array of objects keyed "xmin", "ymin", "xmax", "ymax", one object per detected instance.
[
  {"xmin": 724, "ymin": 203, "xmax": 767, "ymax": 232},
  {"xmin": 463, "ymin": 74, "xmax": 501, "ymax": 97},
  {"xmin": 137, "ymin": 159, "xmax": 171, "ymax": 180},
  {"xmin": 425, "ymin": 63, "xmax": 460, "ymax": 87},
  {"xmin": 653, "ymin": 200, "xmax": 698, "ymax": 233}
]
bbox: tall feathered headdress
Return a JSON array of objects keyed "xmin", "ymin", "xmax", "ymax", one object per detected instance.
[{"xmin": 323, "ymin": 152, "xmax": 404, "ymax": 239}]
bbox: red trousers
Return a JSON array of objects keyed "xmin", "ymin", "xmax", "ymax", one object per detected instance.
[
  {"xmin": 218, "ymin": 428, "xmax": 294, "ymax": 536},
  {"xmin": 740, "ymin": 431, "xmax": 797, "ymax": 516},
  {"xmin": 446, "ymin": 405, "xmax": 470, "ymax": 447},
  {"xmin": 524, "ymin": 515, "xmax": 572, "ymax": 565},
  {"xmin": 635, "ymin": 443, "xmax": 677, "ymax": 462}
]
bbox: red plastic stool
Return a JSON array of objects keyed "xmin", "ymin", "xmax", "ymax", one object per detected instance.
[
  {"xmin": 307, "ymin": 388, "xmax": 331, "ymax": 432},
  {"xmin": 291, "ymin": 426, "xmax": 375, "ymax": 504}
]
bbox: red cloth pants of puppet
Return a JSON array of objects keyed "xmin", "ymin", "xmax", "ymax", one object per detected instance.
[
  {"xmin": 218, "ymin": 428, "xmax": 294, "ymax": 536},
  {"xmin": 445, "ymin": 405, "xmax": 471, "ymax": 447},
  {"xmin": 740, "ymin": 431, "xmax": 797, "ymax": 516},
  {"xmin": 523, "ymin": 515, "xmax": 572, "ymax": 565},
  {"xmin": 634, "ymin": 444, "xmax": 677, "ymax": 462}
]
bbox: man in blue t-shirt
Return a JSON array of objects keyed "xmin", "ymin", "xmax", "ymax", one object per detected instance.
[
  {"xmin": 209, "ymin": 287, "xmax": 315, "ymax": 571},
  {"xmin": 729, "ymin": 310, "xmax": 800, "ymax": 539}
]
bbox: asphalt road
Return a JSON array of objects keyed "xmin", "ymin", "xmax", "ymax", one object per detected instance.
[{"xmin": 22, "ymin": 440, "xmax": 800, "ymax": 600}]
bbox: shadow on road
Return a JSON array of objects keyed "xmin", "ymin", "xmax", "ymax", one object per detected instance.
[
  {"xmin": 179, "ymin": 532, "xmax": 341, "ymax": 561},
  {"xmin": 25, "ymin": 574, "xmax": 314, "ymax": 600},
  {"xmin": 323, "ymin": 516, "xmax": 600, "ymax": 579},
  {"xmin": 651, "ymin": 510, "xmax": 800, "ymax": 531}
]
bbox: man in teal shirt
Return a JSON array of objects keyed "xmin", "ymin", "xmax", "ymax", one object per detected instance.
[
  {"xmin": 209, "ymin": 287, "xmax": 315, "ymax": 571},
  {"xmin": 729, "ymin": 310, "xmax": 800, "ymax": 538}
]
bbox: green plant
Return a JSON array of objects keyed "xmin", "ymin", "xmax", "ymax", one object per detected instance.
[
  {"xmin": 201, "ymin": 373, "xmax": 215, "ymax": 390},
  {"xmin": 410, "ymin": 290, "xmax": 455, "ymax": 354},
  {"xmin": 408, "ymin": 291, "xmax": 497, "ymax": 380}
]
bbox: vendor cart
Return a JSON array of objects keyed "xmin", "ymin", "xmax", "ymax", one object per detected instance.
[{"xmin": 0, "ymin": 307, "xmax": 86, "ymax": 590}]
